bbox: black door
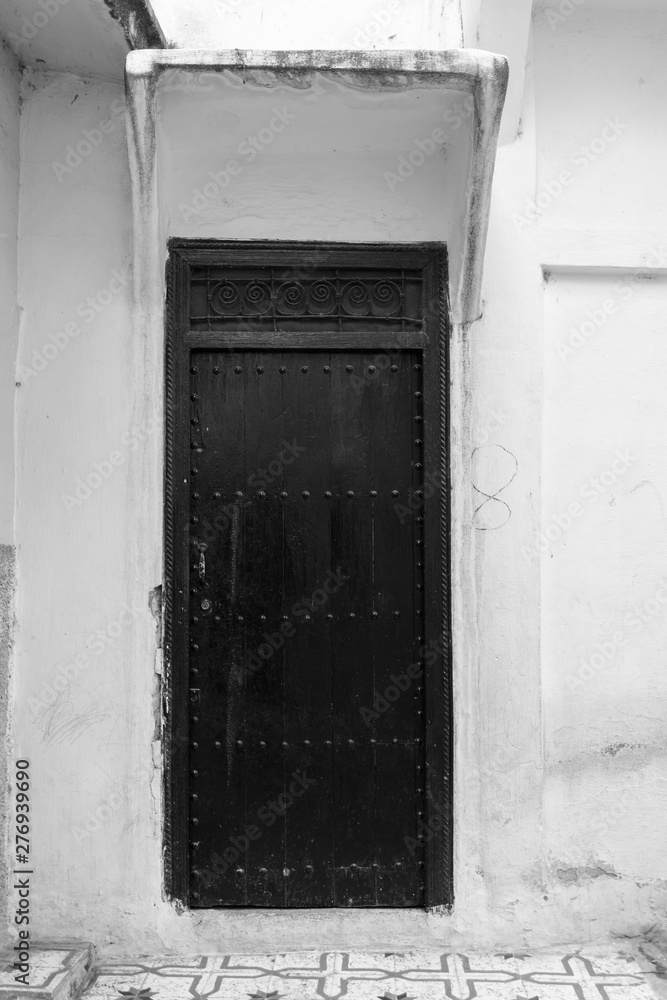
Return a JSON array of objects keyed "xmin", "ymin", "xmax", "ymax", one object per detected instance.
[{"xmin": 165, "ymin": 243, "xmax": 451, "ymax": 908}]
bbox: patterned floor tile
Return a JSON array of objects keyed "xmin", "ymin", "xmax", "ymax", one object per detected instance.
[
  {"xmin": 77, "ymin": 951, "xmax": 662, "ymax": 1000},
  {"xmin": 393, "ymin": 952, "xmax": 451, "ymax": 972},
  {"xmin": 513, "ymin": 951, "xmax": 643, "ymax": 975},
  {"xmin": 86, "ymin": 964, "xmax": 139, "ymax": 974},
  {"xmin": 141, "ymin": 958, "xmax": 211, "ymax": 978},
  {"xmin": 80, "ymin": 986, "xmax": 148, "ymax": 1000},
  {"xmin": 604, "ymin": 987, "xmax": 663, "ymax": 1000},
  {"xmin": 0, "ymin": 947, "xmax": 80, "ymax": 991},
  {"xmin": 345, "ymin": 953, "xmax": 398, "ymax": 971},
  {"xmin": 82, "ymin": 970, "xmax": 150, "ymax": 999},
  {"xmin": 225, "ymin": 956, "xmax": 279, "ymax": 971}
]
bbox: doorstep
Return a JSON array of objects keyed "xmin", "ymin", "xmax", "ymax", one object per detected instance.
[
  {"xmin": 79, "ymin": 949, "xmax": 664, "ymax": 1000},
  {"xmin": 0, "ymin": 944, "xmax": 96, "ymax": 1000}
]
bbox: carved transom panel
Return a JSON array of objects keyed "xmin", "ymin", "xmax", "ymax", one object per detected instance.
[{"xmin": 189, "ymin": 266, "xmax": 424, "ymax": 331}]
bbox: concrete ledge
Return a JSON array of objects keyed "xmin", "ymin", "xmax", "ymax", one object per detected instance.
[{"xmin": 0, "ymin": 945, "xmax": 96, "ymax": 1000}]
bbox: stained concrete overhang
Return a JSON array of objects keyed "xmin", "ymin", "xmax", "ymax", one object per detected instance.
[
  {"xmin": 0, "ymin": 0, "xmax": 164, "ymax": 81},
  {"xmin": 125, "ymin": 48, "xmax": 508, "ymax": 325},
  {"xmin": 534, "ymin": 0, "xmax": 665, "ymax": 8}
]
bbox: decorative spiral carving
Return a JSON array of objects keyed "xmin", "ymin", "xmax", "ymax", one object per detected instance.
[
  {"xmin": 341, "ymin": 280, "xmax": 370, "ymax": 316},
  {"xmin": 244, "ymin": 281, "xmax": 272, "ymax": 314},
  {"xmin": 307, "ymin": 279, "xmax": 337, "ymax": 315},
  {"xmin": 210, "ymin": 281, "xmax": 241, "ymax": 315},
  {"xmin": 276, "ymin": 281, "xmax": 306, "ymax": 315},
  {"xmin": 372, "ymin": 279, "xmax": 401, "ymax": 316},
  {"xmin": 203, "ymin": 271, "xmax": 419, "ymax": 324}
]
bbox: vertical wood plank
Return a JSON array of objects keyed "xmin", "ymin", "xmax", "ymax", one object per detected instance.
[
  {"xmin": 242, "ymin": 354, "xmax": 286, "ymax": 904},
  {"xmin": 167, "ymin": 244, "xmax": 449, "ymax": 909}
]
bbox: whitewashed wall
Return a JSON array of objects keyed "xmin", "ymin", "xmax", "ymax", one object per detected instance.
[
  {"xmin": 13, "ymin": 70, "xmax": 141, "ymax": 944},
  {"xmin": 0, "ymin": 42, "xmax": 19, "ymax": 549},
  {"xmin": 6, "ymin": 0, "xmax": 667, "ymax": 955},
  {"xmin": 0, "ymin": 37, "xmax": 20, "ymax": 950},
  {"xmin": 151, "ymin": 0, "xmax": 462, "ymax": 50}
]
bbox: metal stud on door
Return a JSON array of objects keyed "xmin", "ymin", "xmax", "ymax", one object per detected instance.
[
  {"xmin": 165, "ymin": 243, "xmax": 451, "ymax": 909},
  {"xmin": 185, "ymin": 350, "xmax": 426, "ymax": 906}
]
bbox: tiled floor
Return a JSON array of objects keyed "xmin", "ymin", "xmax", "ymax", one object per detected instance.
[
  {"xmin": 81, "ymin": 951, "xmax": 663, "ymax": 1000},
  {"xmin": 0, "ymin": 945, "xmax": 94, "ymax": 998}
]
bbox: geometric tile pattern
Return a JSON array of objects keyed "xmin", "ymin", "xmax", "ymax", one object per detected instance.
[
  {"xmin": 0, "ymin": 945, "xmax": 95, "ymax": 1000},
  {"xmin": 82, "ymin": 952, "xmax": 662, "ymax": 1000}
]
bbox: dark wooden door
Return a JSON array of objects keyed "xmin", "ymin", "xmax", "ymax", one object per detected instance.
[{"xmin": 165, "ymin": 243, "xmax": 451, "ymax": 909}]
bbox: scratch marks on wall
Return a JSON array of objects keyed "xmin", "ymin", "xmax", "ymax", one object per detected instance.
[
  {"xmin": 35, "ymin": 688, "xmax": 114, "ymax": 747},
  {"xmin": 471, "ymin": 443, "xmax": 518, "ymax": 530}
]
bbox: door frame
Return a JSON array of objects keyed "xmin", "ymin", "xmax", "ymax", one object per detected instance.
[{"xmin": 163, "ymin": 239, "xmax": 452, "ymax": 908}]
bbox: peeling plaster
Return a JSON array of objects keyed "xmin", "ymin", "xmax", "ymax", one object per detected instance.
[
  {"xmin": 602, "ymin": 742, "xmax": 643, "ymax": 757},
  {"xmin": 555, "ymin": 866, "xmax": 619, "ymax": 884}
]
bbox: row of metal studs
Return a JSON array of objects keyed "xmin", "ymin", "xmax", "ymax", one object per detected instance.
[{"xmin": 190, "ymin": 363, "xmax": 424, "ymax": 375}]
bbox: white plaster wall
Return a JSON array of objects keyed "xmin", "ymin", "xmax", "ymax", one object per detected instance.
[
  {"xmin": 150, "ymin": 0, "xmax": 461, "ymax": 50},
  {"xmin": 158, "ymin": 79, "xmax": 472, "ymax": 253},
  {"xmin": 13, "ymin": 70, "xmax": 144, "ymax": 947},
  {"xmin": 533, "ymin": 7, "xmax": 667, "ymax": 932},
  {"xmin": 0, "ymin": 40, "xmax": 20, "ymax": 545},
  {"xmin": 1, "ymin": 0, "xmax": 129, "ymax": 81},
  {"xmin": 465, "ymin": 4, "xmax": 667, "ymax": 941},
  {"xmin": 0, "ymin": 35, "xmax": 20, "ymax": 951},
  {"xmin": 9, "ymin": 0, "xmax": 667, "ymax": 957},
  {"xmin": 542, "ymin": 271, "xmax": 667, "ymax": 901},
  {"xmin": 533, "ymin": 8, "xmax": 667, "ymax": 234}
]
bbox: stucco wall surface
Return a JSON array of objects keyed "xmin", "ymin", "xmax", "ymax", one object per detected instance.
[
  {"xmin": 13, "ymin": 70, "xmax": 141, "ymax": 951},
  {"xmin": 0, "ymin": 38, "xmax": 20, "ymax": 952},
  {"xmin": 468, "ymin": 5, "xmax": 667, "ymax": 940},
  {"xmin": 532, "ymin": 11, "xmax": 667, "ymax": 925},
  {"xmin": 157, "ymin": 78, "xmax": 472, "ymax": 252},
  {"xmin": 0, "ymin": 41, "xmax": 20, "ymax": 545},
  {"xmin": 150, "ymin": 0, "xmax": 462, "ymax": 51},
  {"xmin": 6, "ymin": 0, "xmax": 667, "ymax": 959}
]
